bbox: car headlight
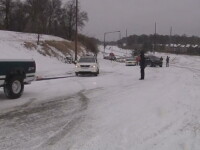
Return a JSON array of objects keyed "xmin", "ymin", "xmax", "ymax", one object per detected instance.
[
  {"xmin": 90, "ymin": 65, "xmax": 96, "ymax": 68},
  {"xmin": 76, "ymin": 65, "xmax": 80, "ymax": 68}
]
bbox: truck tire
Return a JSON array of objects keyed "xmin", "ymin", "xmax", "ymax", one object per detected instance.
[
  {"xmin": 4, "ymin": 76, "xmax": 24, "ymax": 99},
  {"xmin": 94, "ymin": 71, "xmax": 99, "ymax": 76}
]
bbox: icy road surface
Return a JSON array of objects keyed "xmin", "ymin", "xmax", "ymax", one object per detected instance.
[{"xmin": 0, "ymin": 53, "xmax": 200, "ymax": 150}]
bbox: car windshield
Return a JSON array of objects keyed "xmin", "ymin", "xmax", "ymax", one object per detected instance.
[
  {"xmin": 78, "ymin": 57, "xmax": 96, "ymax": 63},
  {"xmin": 148, "ymin": 56, "xmax": 160, "ymax": 60},
  {"xmin": 126, "ymin": 58, "xmax": 134, "ymax": 61}
]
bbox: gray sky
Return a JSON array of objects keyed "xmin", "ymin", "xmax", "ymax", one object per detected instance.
[{"xmin": 65, "ymin": 0, "xmax": 200, "ymax": 41}]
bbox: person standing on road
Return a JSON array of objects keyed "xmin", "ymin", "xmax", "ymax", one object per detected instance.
[
  {"xmin": 136, "ymin": 55, "xmax": 141, "ymax": 65},
  {"xmin": 139, "ymin": 51, "xmax": 146, "ymax": 80},
  {"xmin": 160, "ymin": 56, "xmax": 163, "ymax": 62},
  {"xmin": 166, "ymin": 56, "xmax": 170, "ymax": 67}
]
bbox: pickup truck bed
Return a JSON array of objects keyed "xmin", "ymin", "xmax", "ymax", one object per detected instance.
[{"xmin": 0, "ymin": 59, "xmax": 36, "ymax": 99}]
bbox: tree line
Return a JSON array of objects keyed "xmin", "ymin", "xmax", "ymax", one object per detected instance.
[
  {"xmin": 117, "ymin": 34, "xmax": 200, "ymax": 55},
  {"xmin": 120, "ymin": 34, "xmax": 200, "ymax": 47},
  {"xmin": 0, "ymin": 0, "xmax": 88, "ymax": 41}
]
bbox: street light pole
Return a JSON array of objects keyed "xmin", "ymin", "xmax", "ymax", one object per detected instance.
[
  {"xmin": 126, "ymin": 29, "xmax": 128, "ymax": 55},
  {"xmin": 75, "ymin": 0, "xmax": 78, "ymax": 61},
  {"xmin": 154, "ymin": 22, "xmax": 157, "ymax": 54},
  {"xmin": 104, "ymin": 33, "xmax": 106, "ymax": 54},
  {"xmin": 103, "ymin": 31, "xmax": 120, "ymax": 55}
]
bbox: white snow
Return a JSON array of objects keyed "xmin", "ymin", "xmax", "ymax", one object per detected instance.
[
  {"xmin": 0, "ymin": 31, "xmax": 200, "ymax": 150},
  {"xmin": 51, "ymin": 49, "xmax": 200, "ymax": 150}
]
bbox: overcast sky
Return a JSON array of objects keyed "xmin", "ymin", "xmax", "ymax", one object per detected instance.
[{"xmin": 65, "ymin": 0, "xmax": 200, "ymax": 41}]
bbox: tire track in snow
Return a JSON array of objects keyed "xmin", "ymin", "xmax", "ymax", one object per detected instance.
[
  {"xmin": 36, "ymin": 91, "xmax": 90, "ymax": 149},
  {"xmin": 171, "ymin": 64, "xmax": 200, "ymax": 73},
  {"xmin": 170, "ymin": 57, "xmax": 200, "ymax": 77},
  {"xmin": 0, "ymin": 90, "xmax": 90, "ymax": 150}
]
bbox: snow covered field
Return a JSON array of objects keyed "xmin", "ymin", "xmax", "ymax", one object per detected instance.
[{"xmin": 1, "ymin": 32, "xmax": 200, "ymax": 150}]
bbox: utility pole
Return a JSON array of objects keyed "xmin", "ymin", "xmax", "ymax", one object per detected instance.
[
  {"xmin": 126, "ymin": 29, "xmax": 128, "ymax": 45},
  {"xmin": 104, "ymin": 33, "xmax": 106, "ymax": 54},
  {"xmin": 170, "ymin": 26, "xmax": 172, "ymax": 52},
  {"xmin": 126, "ymin": 29, "xmax": 128, "ymax": 55},
  {"xmin": 119, "ymin": 32, "xmax": 121, "ymax": 47},
  {"xmin": 170, "ymin": 26, "xmax": 172, "ymax": 40},
  {"xmin": 75, "ymin": 0, "xmax": 78, "ymax": 61},
  {"xmin": 154, "ymin": 22, "xmax": 157, "ymax": 54},
  {"xmin": 126, "ymin": 29, "xmax": 128, "ymax": 39}
]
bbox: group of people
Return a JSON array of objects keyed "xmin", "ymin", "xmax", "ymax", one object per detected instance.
[
  {"xmin": 159, "ymin": 56, "xmax": 170, "ymax": 67},
  {"xmin": 139, "ymin": 51, "xmax": 170, "ymax": 80}
]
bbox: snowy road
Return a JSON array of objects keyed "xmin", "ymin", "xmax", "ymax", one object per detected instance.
[{"xmin": 1, "ymin": 52, "xmax": 200, "ymax": 150}]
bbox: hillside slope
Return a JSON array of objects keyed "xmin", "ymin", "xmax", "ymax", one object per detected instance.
[{"xmin": 0, "ymin": 30, "xmax": 85, "ymax": 77}]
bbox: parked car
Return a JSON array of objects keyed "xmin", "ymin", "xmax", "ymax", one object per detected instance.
[
  {"xmin": 116, "ymin": 57, "xmax": 124, "ymax": 63},
  {"xmin": 116, "ymin": 57, "xmax": 126, "ymax": 63},
  {"xmin": 103, "ymin": 55, "xmax": 111, "ymax": 60},
  {"xmin": 145, "ymin": 55, "xmax": 163, "ymax": 67},
  {"xmin": 125, "ymin": 57, "xmax": 137, "ymax": 66},
  {"xmin": 0, "ymin": 59, "xmax": 36, "ymax": 99},
  {"xmin": 109, "ymin": 52, "xmax": 116, "ymax": 61},
  {"xmin": 75, "ymin": 56, "xmax": 99, "ymax": 76},
  {"xmin": 65, "ymin": 56, "xmax": 73, "ymax": 64},
  {"xmin": 103, "ymin": 53, "xmax": 116, "ymax": 61}
]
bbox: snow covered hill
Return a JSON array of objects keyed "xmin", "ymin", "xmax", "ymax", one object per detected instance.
[{"xmin": 0, "ymin": 30, "xmax": 86, "ymax": 78}]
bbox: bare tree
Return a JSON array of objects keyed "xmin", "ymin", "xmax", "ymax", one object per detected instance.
[
  {"xmin": 10, "ymin": 0, "xmax": 27, "ymax": 31},
  {"xmin": 0, "ymin": 0, "xmax": 13, "ymax": 30},
  {"xmin": 24, "ymin": 0, "xmax": 49, "ymax": 33},
  {"xmin": 0, "ymin": 0, "xmax": 89, "ymax": 41},
  {"xmin": 46, "ymin": 0, "xmax": 62, "ymax": 34},
  {"xmin": 63, "ymin": 0, "xmax": 88, "ymax": 40}
]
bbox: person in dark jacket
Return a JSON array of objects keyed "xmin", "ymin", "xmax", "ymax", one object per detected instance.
[
  {"xmin": 166, "ymin": 56, "xmax": 170, "ymax": 67},
  {"xmin": 160, "ymin": 56, "xmax": 163, "ymax": 62},
  {"xmin": 139, "ymin": 51, "xmax": 146, "ymax": 80}
]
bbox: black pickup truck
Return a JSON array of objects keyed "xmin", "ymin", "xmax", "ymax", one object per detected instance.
[
  {"xmin": 145, "ymin": 55, "xmax": 163, "ymax": 67},
  {"xmin": 0, "ymin": 59, "xmax": 36, "ymax": 99}
]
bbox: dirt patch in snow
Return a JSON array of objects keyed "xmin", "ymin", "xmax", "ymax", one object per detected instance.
[
  {"xmin": 24, "ymin": 42, "xmax": 37, "ymax": 50},
  {"xmin": 45, "ymin": 40, "xmax": 84, "ymax": 55},
  {"xmin": 41, "ymin": 41, "xmax": 58, "ymax": 57},
  {"xmin": 23, "ymin": 40, "xmax": 86, "ymax": 61}
]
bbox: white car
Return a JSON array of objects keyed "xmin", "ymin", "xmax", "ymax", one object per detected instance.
[
  {"xmin": 75, "ymin": 56, "xmax": 99, "ymax": 76},
  {"xmin": 116, "ymin": 57, "xmax": 126, "ymax": 63},
  {"xmin": 125, "ymin": 57, "xmax": 137, "ymax": 66}
]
